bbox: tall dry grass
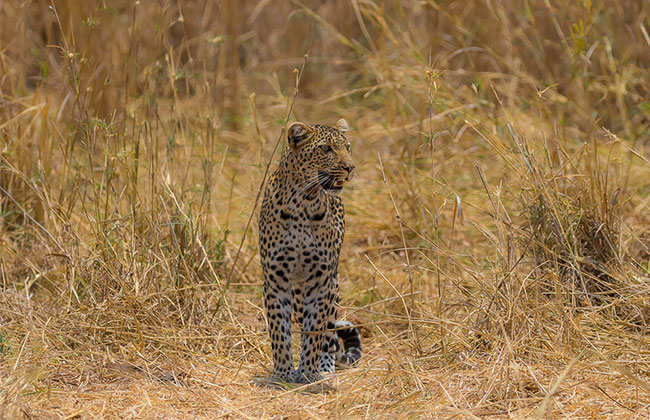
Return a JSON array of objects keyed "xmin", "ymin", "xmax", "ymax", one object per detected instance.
[{"xmin": 1, "ymin": 0, "xmax": 650, "ymax": 418}]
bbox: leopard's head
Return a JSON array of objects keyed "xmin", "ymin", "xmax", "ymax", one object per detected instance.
[{"xmin": 287, "ymin": 119, "xmax": 355, "ymax": 195}]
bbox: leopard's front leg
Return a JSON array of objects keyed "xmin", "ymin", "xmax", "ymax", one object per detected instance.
[
  {"xmin": 263, "ymin": 274, "xmax": 295, "ymax": 382},
  {"xmin": 295, "ymin": 271, "xmax": 330, "ymax": 383},
  {"xmin": 318, "ymin": 273, "xmax": 339, "ymax": 374}
]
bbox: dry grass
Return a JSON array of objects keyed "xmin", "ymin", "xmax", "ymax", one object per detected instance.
[{"xmin": 1, "ymin": 0, "xmax": 650, "ymax": 418}]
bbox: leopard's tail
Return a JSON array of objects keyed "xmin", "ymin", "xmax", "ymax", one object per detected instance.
[{"xmin": 335, "ymin": 320, "xmax": 362, "ymax": 366}]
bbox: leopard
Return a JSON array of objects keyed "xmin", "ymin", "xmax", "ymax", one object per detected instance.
[{"xmin": 258, "ymin": 119, "xmax": 362, "ymax": 384}]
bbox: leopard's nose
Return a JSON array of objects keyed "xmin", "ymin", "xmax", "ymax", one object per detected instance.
[
  {"xmin": 343, "ymin": 163, "xmax": 355, "ymax": 173},
  {"xmin": 343, "ymin": 163, "xmax": 356, "ymax": 179}
]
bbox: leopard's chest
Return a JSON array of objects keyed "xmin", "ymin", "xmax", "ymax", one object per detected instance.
[{"xmin": 259, "ymin": 184, "xmax": 345, "ymax": 282}]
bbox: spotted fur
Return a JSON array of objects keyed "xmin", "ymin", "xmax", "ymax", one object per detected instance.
[{"xmin": 259, "ymin": 119, "xmax": 362, "ymax": 383}]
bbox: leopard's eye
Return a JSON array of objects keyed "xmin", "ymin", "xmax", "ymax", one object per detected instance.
[{"xmin": 320, "ymin": 144, "xmax": 333, "ymax": 153}]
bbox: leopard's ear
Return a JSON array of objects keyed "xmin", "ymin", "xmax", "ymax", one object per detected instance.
[
  {"xmin": 287, "ymin": 122, "xmax": 311, "ymax": 150},
  {"xmin": 335, "ymin": 118, "xmax": 350, "ymax": 132}
]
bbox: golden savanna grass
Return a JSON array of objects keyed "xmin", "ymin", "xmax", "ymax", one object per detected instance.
[{"xmin": 1, "ymin": 0, "xmax": 650, "ymax": 418}]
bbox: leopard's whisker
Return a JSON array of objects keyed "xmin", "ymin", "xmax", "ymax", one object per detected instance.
[
  {"xmin": 293, "ymin": 177, "xmax": 320, "ymax": 197},
  {"xmin": 293, "ymin": 173, "xmax": 329, "ymax": 197}
]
